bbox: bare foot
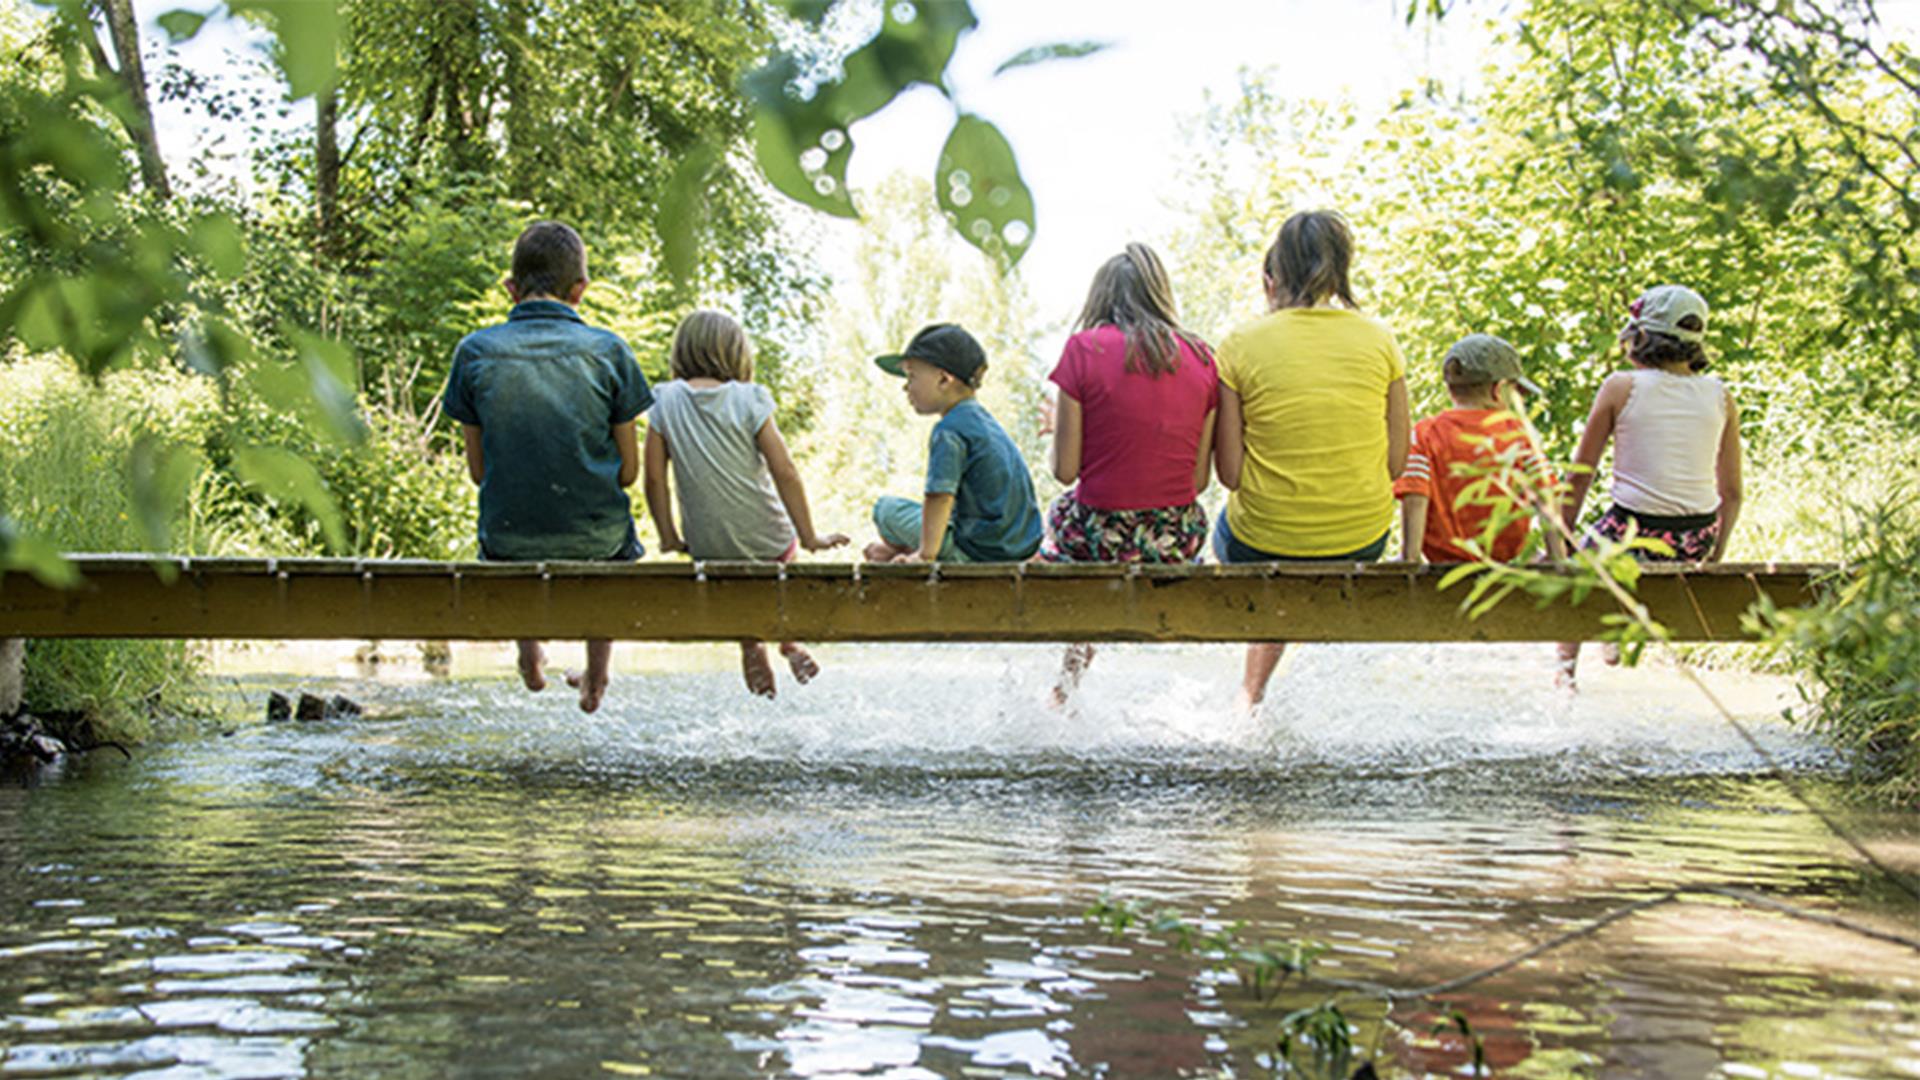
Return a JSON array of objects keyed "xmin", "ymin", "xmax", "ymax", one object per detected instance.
[
  {"xmin": 779, "ymin": 642, "xmax": 819, "ymax": 684},
  {"xmin": 741, "ymin": 641, "xmax": 776, "ymax": 698},
  {"xmin": 516, "ymin": 641, "xmax": 547, "ymax": 692},
  {"xmin": 565, "ymin": 669, "xmax": 609, "ymax": 714}
]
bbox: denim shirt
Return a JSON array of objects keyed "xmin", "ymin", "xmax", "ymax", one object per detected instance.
[{"xmin": 442, "ymin": 300, "xmax": 653, "ymax": 560}]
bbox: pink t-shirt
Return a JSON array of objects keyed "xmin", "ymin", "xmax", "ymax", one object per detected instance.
[{"xmin": 1050, "ymin": 324, "xmax": 1219, "ymax": 511}]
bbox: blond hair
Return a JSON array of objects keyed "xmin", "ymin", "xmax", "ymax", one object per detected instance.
[
  {"xmin": 669, "ymin": 310, "xmax": 754, "ymax": 382},
  {"xmin": 1074, "ymin": 243, "xmax": 1209, "ymax": 376}
]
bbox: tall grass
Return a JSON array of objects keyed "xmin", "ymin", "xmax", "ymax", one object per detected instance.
[{"xmin": 0, "ymin": 359, "xmax": 219, "ymax": 742}]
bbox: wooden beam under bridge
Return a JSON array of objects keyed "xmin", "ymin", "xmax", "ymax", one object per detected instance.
[{"xmin": 0, "ymin": 556, "xmax": 1828, "ymax": 643}]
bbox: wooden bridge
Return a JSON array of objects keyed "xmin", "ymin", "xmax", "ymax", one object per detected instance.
[{"xmin": 0, "ymin": 556, "xmax": 1828, "ymax": 644}]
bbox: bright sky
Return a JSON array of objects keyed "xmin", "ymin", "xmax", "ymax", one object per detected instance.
[{"xmin": 834, "ymin": 0, "xmax": 1492, "ymax": 318}]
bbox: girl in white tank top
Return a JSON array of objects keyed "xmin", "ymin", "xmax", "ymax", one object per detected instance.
[{"xmin": 1556, "ymin": 285, "xmax": 1745, "ymax": 688}]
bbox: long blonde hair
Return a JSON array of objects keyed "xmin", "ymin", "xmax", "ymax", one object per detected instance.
[
  {"xmin": 669, "ymin": 310, "xmax": 754, "ymax": 382},
  {"xmin": 1074, "ymin": 243, "xmax": 1210, "ymax": 376}
]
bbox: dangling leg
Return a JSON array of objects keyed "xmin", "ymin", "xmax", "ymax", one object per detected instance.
[
  {"xmin": 1239, "ymin": 642, "xmax": 1287, "ymax": 713},
  {"xmin": 779, "ymin": 642, "xmax": 819, "ymax": 684},
  {"xmin": 1555, "ymin": 642, "xmax": 1580, "ymax": 691},
  {"xmin": 516, "ymin": 639, "xmax": 548, "ymax": 692},
  {"xmin": 741, "ymin": 640, "xmax": 776, "ymax": 698},
  {"xmin": 1051, "ymin": 643, "xmax": 1096, "ymax": 707},
  {"xmin": 566, "ymin": 638, "xmax": 611, "ymax": 713}
]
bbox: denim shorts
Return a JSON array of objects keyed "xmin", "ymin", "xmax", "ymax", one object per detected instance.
[
  {"xmin": 479, "ymin": 530, "xmax": 644, "ymax": 562},
  {"xmin": 1211, "ymin": 511, "xmax": 1388, "ymax": 564}
]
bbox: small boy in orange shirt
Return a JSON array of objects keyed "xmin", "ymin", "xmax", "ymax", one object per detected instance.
[{"xmin": 1396, "ymin": 334, "xmax": 1561, "ymax": 563}]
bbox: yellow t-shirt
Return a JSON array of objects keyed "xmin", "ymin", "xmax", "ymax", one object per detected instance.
[{"xmin": 1219, "ymin": 308, "xmax": 1406, "ymax": 556}]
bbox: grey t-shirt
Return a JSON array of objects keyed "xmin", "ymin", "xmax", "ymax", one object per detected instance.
[{"xmin": 649, "ymin": 380, "xmax": 794, "ymax": 560}]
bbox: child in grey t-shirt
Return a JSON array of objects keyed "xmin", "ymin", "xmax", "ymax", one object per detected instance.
[{"xmin": 643, "ymin": 311, "xmax": 849, "ymax": 698}]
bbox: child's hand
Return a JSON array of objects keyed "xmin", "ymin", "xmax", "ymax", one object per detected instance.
[
  {"xmin": 802, "ymin": 532, "xmax": 850, "ymax": 552},
  {"xmin": 890, "ymin": 550, "xmax": 925, "ymax": 564},
  {"xmin": 659, "ymin": 535, "xmax": 687, "ymax": 555}
]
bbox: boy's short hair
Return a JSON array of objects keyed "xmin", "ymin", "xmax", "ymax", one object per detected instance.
[
  {"xmin": 669, "ymin": 310, "xmax": 754, "ymax": 382},
  {"xmin": 511, "ymin": 221, "xmax": 587, "ymax": 298}
]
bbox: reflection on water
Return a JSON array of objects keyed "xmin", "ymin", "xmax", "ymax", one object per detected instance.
[{"xmin": 2, "ymin": 644, "xmax": 1917, "ymax": 1078}]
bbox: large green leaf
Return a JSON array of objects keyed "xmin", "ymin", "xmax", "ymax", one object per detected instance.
[
  {"xmin": 0, "ymin": 518, "xmax": 79, "ymax": 589},
  {"xmin": 126, "ymin": 436, "xmax": 206, "ymax": 573},
  {"xmin": 232, "ymin": 446, "xmax": 347, "ymax": 552},
  {"xmin": 935, "ymin": 114, "xmax": 1035, "ymax": 268},
  {"xmin": 287, "ymin": 328, "xmax": 368, "ymax": 446},
  {"xmin": 155, "ymin": 8, "xmax": 208, "ymax": 43},
  {"xmin": 228, "ymin": 0, "xmax": 338, "ymax": 99},
  {"xmin": 746, "ymin": 0, "xmax": 978, "ymax": 217}
]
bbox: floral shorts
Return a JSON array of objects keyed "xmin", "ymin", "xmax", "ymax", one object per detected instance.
[
  {"xmin": 1591, "ymin": 504, "xmax": 1720, "ymax": 562},
  {"xmin": 1037, "ymin": 490, "xmax": 1209, "ymax": 564}
]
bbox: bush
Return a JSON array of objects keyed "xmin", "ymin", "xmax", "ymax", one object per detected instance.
[{"xmin": 1757, "ymin": 492, "xmax": 1920, "ymax": 806}]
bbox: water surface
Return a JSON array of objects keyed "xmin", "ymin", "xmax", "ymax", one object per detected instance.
[{"xmin": 3, "ymin": 643, "xmax": 1917, "ymax": 1077}]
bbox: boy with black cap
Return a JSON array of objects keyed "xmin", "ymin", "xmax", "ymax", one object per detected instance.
[
  {"xmin": 1394, "ymin": 333, "xmax": 1561, "ymax": 563},
  {"xmin": 864, "ymin": 323, "xmax": 1042, "ymax": 563}
]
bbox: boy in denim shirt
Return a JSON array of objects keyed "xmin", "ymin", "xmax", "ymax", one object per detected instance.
[
  {"xmin": 863, "ymin": 323, "xmax": 1042, "ymax": 563},
  {"xmin": 442, "ymin": 221, "xmax": 652, "ymax": 713}
]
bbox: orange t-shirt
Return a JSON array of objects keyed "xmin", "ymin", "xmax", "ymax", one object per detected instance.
[{"xmin": 1393, "ymin": 409, "xmax": 1552, "ymax": 563}]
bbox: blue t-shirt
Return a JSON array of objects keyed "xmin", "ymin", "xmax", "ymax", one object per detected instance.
[
  {"xmin": 441, "ymin": 300, "xmax": 653, "ymax": 560},
  {"xmin": 925, "ymin": 398, "xmax": 1042, "ymax": 561}
]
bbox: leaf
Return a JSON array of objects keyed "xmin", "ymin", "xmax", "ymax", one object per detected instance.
[
  {"xmin": 659, "ymin": 141, "xmax": 720, "ymax": 289},
  {"xmin": 191, "ymin": 213, "xmax": 246, "ymax": 279},
  {"xmin": 126, "ymin": 436, "xmax": 206, "ymax": 565},
  {"xmin": 935, "ymin": 113, "xmax": 1035, "ymax": 267},
  {"xmin": 993, "ymin": 40, "xmax": 1109, "ymax": 77},
  {"xmin": 228, "ymin": 0, "xmax": 338, "ymax": 99},
  {"xmin": 232, "ymin": 446, "xmax": 346, "ymax": 552},
  {"xmin": 0, "ymin": 518, "xmax": 79, "ymax": 589},
  {"xmin": 288, "ymin": 327, "xmax": 368, "ymax": 446},
  {"xmin": 745, "ymin": 0, "xmax": 977, "ymax": 217},
  {"xmin": 156, "ymin": 8, "xmax": 209, "ymax": 43},
  {"xmin": 782, "ymin": 0, "xmax": 833, "ymax": 24}
]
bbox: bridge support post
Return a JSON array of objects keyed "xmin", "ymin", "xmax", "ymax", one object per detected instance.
[{"xmin": 0, "ymin": 638, "xmax": 21, "ymax": 717}]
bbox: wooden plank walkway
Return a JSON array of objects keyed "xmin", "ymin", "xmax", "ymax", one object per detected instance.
[{"xmin": 0, "ymin": 556, "xmax": 1830, "ymax": 643}]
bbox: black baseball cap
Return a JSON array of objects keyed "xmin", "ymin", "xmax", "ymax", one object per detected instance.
[{"xmin": 874, "ymin": 323, "xmax": 987, "ymax": 383}]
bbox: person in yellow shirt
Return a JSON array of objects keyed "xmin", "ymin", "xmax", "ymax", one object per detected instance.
[{"xmin": 1213, "ymin": 210, "xmax": 1411, "ymax": 712}]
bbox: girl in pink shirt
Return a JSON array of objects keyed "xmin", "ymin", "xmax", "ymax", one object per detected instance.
[{"xmin": 1041, "ymin": 243, "xmax": 1219, "ymax": 703}]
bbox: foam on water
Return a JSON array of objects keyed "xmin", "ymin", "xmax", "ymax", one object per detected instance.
[{"xmin": 257, "ymin": 641, "xmax": 1828, "ymax": 783}]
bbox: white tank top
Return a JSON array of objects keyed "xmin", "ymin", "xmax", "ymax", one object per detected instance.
[{"xmin": 1610, "ymin": 369, "xmax": 1727, "ymax": 516}]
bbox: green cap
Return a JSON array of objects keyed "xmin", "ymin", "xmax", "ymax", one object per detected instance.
[
  {"xmin": 1442, "ymin": 333, "xmax": 1540, "ymax": 396},
  {"xmin": 1628, "ymin": 284, "xmax": 1709, "ymax": 343}
]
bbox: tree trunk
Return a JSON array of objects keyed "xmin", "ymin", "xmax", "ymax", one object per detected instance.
[
  {"xmin": 98, "ymin": 0, "xmax": 171, "ymax": 200},
  {"xmin": 316, "ymin": 88, "xmax": 340, "ymax": 251}
]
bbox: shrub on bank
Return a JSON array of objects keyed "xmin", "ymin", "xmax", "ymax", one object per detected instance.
[{"xmin": 1756, "ymin": 491, "xmax": 1920, "ymax": 806}]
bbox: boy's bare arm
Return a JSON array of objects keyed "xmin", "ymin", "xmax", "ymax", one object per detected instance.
[
  {"xmin": 613, "ymin": 420, "xmax": 640, "ymax": 488},
  {"xmin": 1399, "ymin": 494, "xmax": 1428, "ymax": 562},
  {"xmin": 642, "ymin": 427, "xmax": 683, "ymax": 553},
  {"xmin": 461, "ymin": 425, "xmax": 484, "ymax": 485},
  {"xmin": 897, "ymin": 493, "xmax": 956, "ymax": 562},
  {"xmin": 757, "ymin": 419, "xmax": 848, "ymax": 551}
]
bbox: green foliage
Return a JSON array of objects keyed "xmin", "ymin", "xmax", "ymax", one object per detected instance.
[
  {"xmin": 1753, "ymin": 492, "xmax": 1920, "ymax": 806},
  {"xmin": 1172, "ymin": 0, "xmax": 1920, "ymax": 466}
]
